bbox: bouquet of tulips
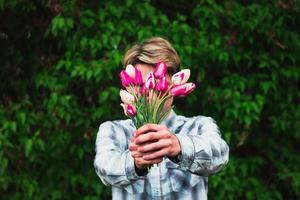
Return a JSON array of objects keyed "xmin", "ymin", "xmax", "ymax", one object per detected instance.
[{"xmin": 119, "ymin": 61, "xmax": 196, "ymax": 128}]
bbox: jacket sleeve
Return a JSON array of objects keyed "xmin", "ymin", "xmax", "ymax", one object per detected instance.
[
  {"xmin": 93, "ymin": 121, "xmax": 146, "ymax": 187},
  {"xmin": 175, "ymin": 116, "xmax": 229, "ymax": 176}
]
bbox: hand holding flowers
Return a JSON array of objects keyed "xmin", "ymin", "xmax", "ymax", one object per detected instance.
[{"xmin": 129, "ymin": 124, "xmax": 181, "ymax": 169}]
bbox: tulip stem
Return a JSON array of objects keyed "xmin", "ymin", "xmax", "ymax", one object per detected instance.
[
  {"xmin": 149, "ymin": 89, "xmax": 153, "ymax": 123},
  {"xmin": 152, "ymin": 94, "xmax": 172, "ymax": 123},
  {"xmin": 151, "ymin": 83, "xmax": 174, "ymax": 123},
  {"xmin": 153, "ymin": 90, "xmax": 162, "ymax": 123},
  {"xmin": 161, "ymin": 83, "xmax": 174, "ymax": 99},
  {"xmin": 129, "ymin": 85, "xmax": 138, "ymax": 102}
]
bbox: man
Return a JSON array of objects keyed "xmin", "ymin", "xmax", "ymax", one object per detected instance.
[{"xmin": 94, "ymin": 37, "xmax": 229, "ymax": 199}]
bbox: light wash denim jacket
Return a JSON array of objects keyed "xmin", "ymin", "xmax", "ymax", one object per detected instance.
[{"xmin": 94, "ymin": 110, "xmax": 229, "ymax": 200}]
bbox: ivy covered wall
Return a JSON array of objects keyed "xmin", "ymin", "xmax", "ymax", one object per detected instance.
[{"xmin": 0, "ymin": 0, "xmax": 299, "ymax": 199}]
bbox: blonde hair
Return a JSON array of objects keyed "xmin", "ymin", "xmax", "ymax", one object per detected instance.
[{"xmin": 123, "ymin": 37, "xmax": 180, "ymax": 74}]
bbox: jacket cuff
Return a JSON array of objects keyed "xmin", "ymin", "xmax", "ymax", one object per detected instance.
[
  {"xmin": 125, "ymin": 150, "xmax": 147, "ymax": 180},
  {"xmin": 134, "ymin": 163, "xmax": 149, "ymax": 176},
  {"xmin": 175, "ymin": 134, "xmax": 195, "ymax": 170},
  {"xmin": 167, "ymin": 154, "xmax": 181, "ymax": 164}
]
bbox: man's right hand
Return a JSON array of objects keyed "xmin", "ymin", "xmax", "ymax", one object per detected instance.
[{"xmin": 128, "ymin": 139, "xmax": 163, "ymax": 169}]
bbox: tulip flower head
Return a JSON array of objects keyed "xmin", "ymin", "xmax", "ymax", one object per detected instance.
[
  {"xmin": 154, "ymin": 61, "xmax": 167, "ymax": 79},
  {"xmin": 120, "ymin": 103, "xmax": 137, "ymax": 117},
  {"xmin": 120, "ymin": 70, "xmax": 133, "ymax": 87},
  {"xmin": 134, "ymin": 67, "xmax": 143, "ymax": 85},
  {"xmin": 170, "ymin": 83, "xmax": 196, "ymax": 97},
  {"xmin": 171, "ymin": 69, "xmax": 191, "ymax": 85},
  {"xmin": 126, "ymin": 104, "xmax": 137, "ymax": 117},
  {"xmin": 119, "ymin": 61, "xmax": 195, "ymax": 127},
  {"xmin": 155, "ymin": 77, "xmax": 168, "ymax": 93},
  {"xmin": 125, "ymin": 64, "xmax": 135, "ymax": 78},
  {"xmin": 120, "ymin": 89, "xmax": 135, "ymax": 104},
  {"xmin": 145, "ymin": 72, "xmax": 156, "ymax": 89}
]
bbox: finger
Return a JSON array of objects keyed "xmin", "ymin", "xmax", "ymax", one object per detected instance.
[
  {"xmin": 135, "ymin": 157, "xmax": 163, "ymax": 165},
  {"xmin": 135, "ymin": 132, "xmax": 160, "ymax": 146},
  {"xmin": 130, "ymin": 137, "xmax": 135, "ymax": 142},
  {"xmin": 135, "ymin": 131, "xmax": 158, "ymax": 145},
  {"xmin": 143, "ymin": 148, "xmax": 169, "ymax": 160},
  {"xmin": 134, "ymin": 123, "xmax": 167, "ymax": 137},
  {"xmin": 128, "ymin": 143, "xmax": 138, "ymax": 151},
  {"xmin": 135, "ymin": 130, "xmax": 169, "ymax": 145},
  {"xmin": 131, "ymin": 151, "xmax": 143, "ymax": 158},
  {"xmin": 138, "ymin": 139, "xmax": 171, "ymax": 153},
  {"xmin": 132, "ymin": 149, "xmax": 156, "ymax": 158}
]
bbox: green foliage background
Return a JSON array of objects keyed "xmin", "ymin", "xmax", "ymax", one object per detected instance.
[{"xmin": 1, "ymin": 0, "xmax": 299, "ymax": 199}]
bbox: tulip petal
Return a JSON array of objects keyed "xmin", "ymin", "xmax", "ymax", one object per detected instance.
[
  {"xmin": 120, "ymin": 70, "xmax": 133, "ymax": 87},
  {"xmin": 171, "ymin": 69, "xmax": 191, "ymax": 85},
  {"xmin": 145, "ymin": 72, "xmax": 155, "ymax": 89},
  {"xmin": 170, "ymin": 82, "xmax": 196, "ymax": 97},
  {"xmin": 134, "ymin": 67, "xmax": 143, "ymax": 85},
  {"xmin": 126, "ymin": 104, "xmax": 137, "ymax": 117},
  {"xmin": 155, "ymin": 77, "xmax": 169, "ymax": 93},
  {"xmin": 125, "ymin": 64, "xmax": 135, "ymax": 78},
  {"xmin": 120, "ymin": 89, "xmax": 135, "ymax": 104},
  {"xmin": 120, "ymin": 103, "xmax": 128, "ymax": 116},
  {"xmin": 154, "ymin": 61, "xmax": 167, "ymax": 79},
  {"xmin": 170, "ymin": 84, "xmax": 187, "ymax": 97}
]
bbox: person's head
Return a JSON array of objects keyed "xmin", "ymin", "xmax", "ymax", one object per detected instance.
[
  {"xmin": 123, "ymin": 37, "xmax": 180, "ymax": 77},
  {"xmin": 122, "ymin": 37, "xmax": 180, "ymax": 113}
]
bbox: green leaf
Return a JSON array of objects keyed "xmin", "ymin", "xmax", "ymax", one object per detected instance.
[{"xmin": 24, "ymin": 139, "xmax": 33, "ymax": 157}]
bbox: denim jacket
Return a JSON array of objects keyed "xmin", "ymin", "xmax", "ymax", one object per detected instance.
[{"xmin": 94, "ymin": 110, "xmax": 229, "ymax": 200}]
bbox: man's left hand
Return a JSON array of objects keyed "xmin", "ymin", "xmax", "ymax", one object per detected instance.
[{"xmin": 132, "ymin": 124, "xmax": 181, "ymax": 160}]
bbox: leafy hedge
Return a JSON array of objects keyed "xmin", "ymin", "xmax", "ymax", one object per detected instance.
[{"xmin": 1, "ymin": 0, "xmax": 299, "ymax": 199}]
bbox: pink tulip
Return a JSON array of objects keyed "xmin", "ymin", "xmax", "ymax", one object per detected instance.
[
  {"xmin": 171, "ymin": 69, "xmax": 191, "ymax": 85},
  {"xmin": 134, "ymin": 67, "xmax": 143, "ymax": 85},
  {"xmin": 155, "ymin": 77, "xmax": 168, "ymax": 93},
  {"xmin": 119, "ymin": 89, "xmax": 134, "ymax": 104},
  {"xmin": 127, "ymin": 104, "xmax": 137, "ymax": 116},
  {"xmin": 170, "ymin": 83, "xmax": 196, "ymax": 97},
  {"xmin": 154, "ymin": 61, "xmax": 167, "ymax": 79},
  {"xmin": 125, "ymin": 64, "xmax": 135, "ymax": 78},
  {"xmin": 120, "ymin": 70, "xmax": 133, "ymax": 87},
  {"xmin": 120, "ymin": 103, "xmax": 137, "ymax": 117},
  {"xmin": 145, "ymin": 72, "xmax": 155, "ymax": 89}
]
